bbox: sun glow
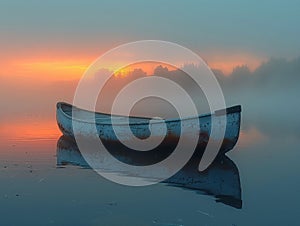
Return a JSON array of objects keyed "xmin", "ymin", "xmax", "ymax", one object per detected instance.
[
  {"xmin": 114, "ymin": 67, "xmax": 133, "ymax": 78},
  {"xmin": 113, "ymin": 62, "xmax": 178, "ymax": 78},
  {"xmin": 11, "ymin": 59, "xmax": 91, "ymax": 81},
  {"xmin": 3, "ymin": 58, "xmax": 178, "ymax": 81},
  {"xmin": 0, "ymin": 51, "xmax": 265, "ymax": 81}
]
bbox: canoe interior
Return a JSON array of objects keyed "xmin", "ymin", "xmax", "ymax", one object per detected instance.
[
  {"xmin": 59, "ymin": 102, "xmax": 155, "ymax": 125},
  {"xmin": 58, "ymin": 102, "xmax": 241, "ymax": 125}
]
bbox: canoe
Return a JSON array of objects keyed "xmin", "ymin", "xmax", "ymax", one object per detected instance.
[
  {"xmin": 56, "ymin": 102, "xmax": 241, "ymax": 162},
  {"xmin": 57, "ymin": 135, "xmax": 242, "ymax": 208}
]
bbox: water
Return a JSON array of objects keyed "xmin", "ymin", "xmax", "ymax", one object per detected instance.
[{"xmin": 0, "ymin": 114, "xmax": 299, "ymax": 225}]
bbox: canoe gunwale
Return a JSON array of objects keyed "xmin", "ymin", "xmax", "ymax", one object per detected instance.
[{"xmin": 56, "ymin": 102, "xmax": 241, "ymax": 126}]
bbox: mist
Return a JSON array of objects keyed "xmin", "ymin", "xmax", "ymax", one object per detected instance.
[{"xmin": 1, "ymin": 57, "xmax": 299, "ymax": 139}]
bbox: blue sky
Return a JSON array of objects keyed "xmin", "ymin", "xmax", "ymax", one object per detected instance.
[{"xmin": 1, "ymin": 0, "xmax": 300, "ymax": 61}]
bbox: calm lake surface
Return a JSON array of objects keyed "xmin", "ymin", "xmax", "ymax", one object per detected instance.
[{"xmin": 0, "ymin": 112, "xmax": 299, "ymax": 226}]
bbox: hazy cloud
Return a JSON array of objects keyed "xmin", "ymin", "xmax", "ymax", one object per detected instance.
[{"xmin": 1, "ymin": 57, "xmax": 299, "ymax": 138}]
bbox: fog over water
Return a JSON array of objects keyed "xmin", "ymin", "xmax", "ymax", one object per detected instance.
[
  {"xmin": 2, "ymin": 57, "xmax": 299, "ymax": 136},
  {"xmin": 0, "ymin": 57, "xmax": 300, "ymax": 225}
]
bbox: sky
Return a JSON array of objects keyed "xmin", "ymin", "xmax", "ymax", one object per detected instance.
[
  {"xmin": 1, "ymin": 0, "xmax": 300, "ymax": 80},
  {"xmin": 0, "ymin": 0, "xmax": 300, "ymax": 127},
  {"xmin": 0, "ymin": 0, "xmax": 300, "ymax": 141}
]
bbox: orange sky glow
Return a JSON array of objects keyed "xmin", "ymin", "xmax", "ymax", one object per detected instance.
[
  {"xmin": 0, "ymin": 51, "xmax": 266, "ymax": 145},
  {"xmin": 0, "ymin": 51, "xmax": 265, "ymax": 81}
]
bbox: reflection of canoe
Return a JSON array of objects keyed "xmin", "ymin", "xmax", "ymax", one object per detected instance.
[
  {"xmin": 57, "ymin": 136, "xmax": 242, "ymax": 208},
  {"xmin": 165, "ymin": 157, "xmax": 242, "ymax": 209},
  {"xmin": 56, "ymin": 102, "xmax": 241, "ymax": 160}
]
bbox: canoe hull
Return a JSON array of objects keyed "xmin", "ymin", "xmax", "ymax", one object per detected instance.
[{"xmin": 56, "ymin": 102, "xmax": 241, "ymax": 161}]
